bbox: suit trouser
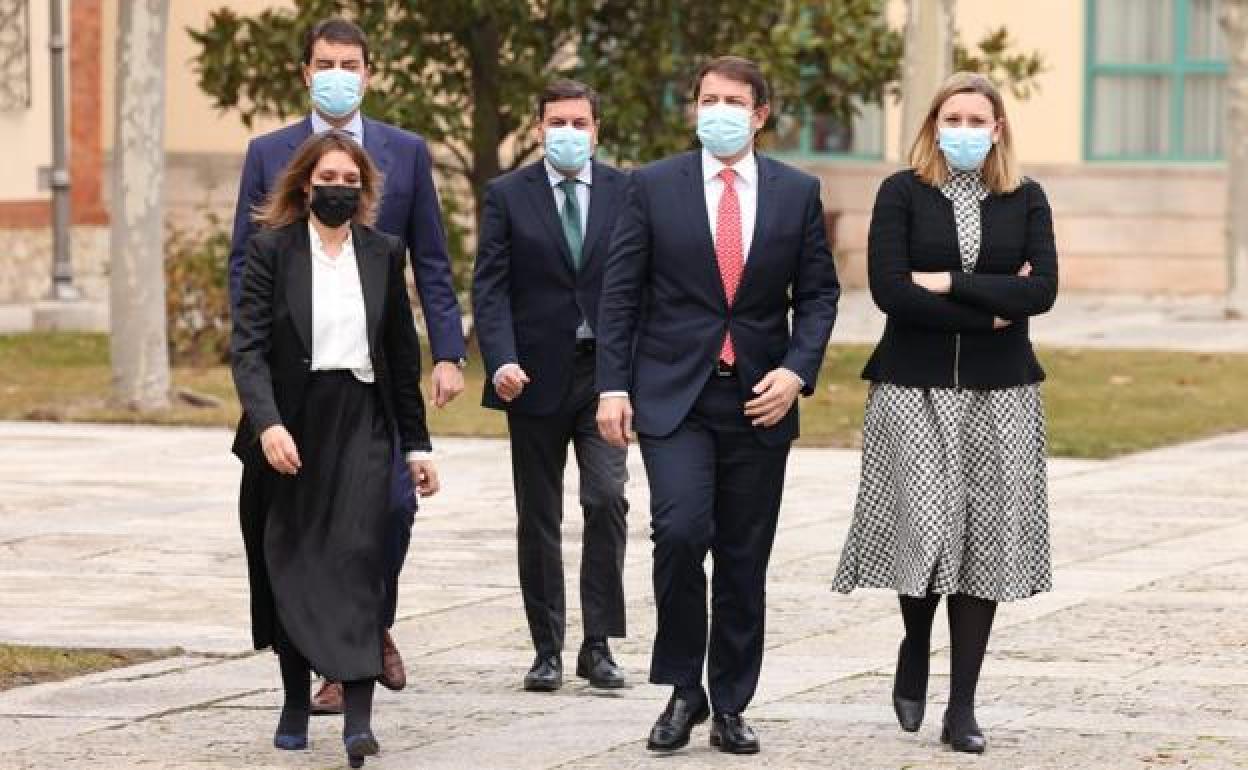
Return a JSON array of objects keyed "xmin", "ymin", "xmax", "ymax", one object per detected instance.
[
  {"xmin": 507, "ymin": 353, "xmax": 629, "ymax": 655},
  {"xmin": 640, "ymin": 375, "xmax": 790, "ymax": 715},
  {"xmin": 381, "ymin": 442, "xmax": 417, "ymax": 630}
]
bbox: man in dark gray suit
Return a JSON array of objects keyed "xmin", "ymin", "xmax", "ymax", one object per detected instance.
[{"xmin": 472, "ymin": 79, "xmax": 630, "ymax": 693}]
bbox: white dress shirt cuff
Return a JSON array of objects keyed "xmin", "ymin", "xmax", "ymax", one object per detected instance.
[
  {"xmin": 599, "ymin": 391, "xmax": 629, "ymax": 399},
  {"xmin": 781, "ymin": 367, "xmax": 806, "ymax": 387},
  {"xmin": 405, "ymin": 450, "xmax": 432, "ymax": 462}
]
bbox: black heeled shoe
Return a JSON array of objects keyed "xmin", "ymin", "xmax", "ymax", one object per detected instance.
[
  {"xmin": 940, "ymin": 710, "xmax": 986, "ymax": 754},
  {"xmin": 344, "ymin": 731, "xmax": 379, "ymax": 768},
  {"xmin": 273, "ymin": 706, "xmax": 309, "ymax": 750},
  {"xmin": 891, "ymin": 642, "xmax": 926, "ymax": 732}
]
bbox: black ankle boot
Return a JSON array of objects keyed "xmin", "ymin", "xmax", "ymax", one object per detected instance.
[{"xmin": 941, "ymin": 708, "xmax": 986, "ymax": 754}]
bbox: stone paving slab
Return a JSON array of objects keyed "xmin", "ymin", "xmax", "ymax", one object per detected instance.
[{"xmin": 1, "ymin": 421, "xmax": 1247, "ymax": 768}]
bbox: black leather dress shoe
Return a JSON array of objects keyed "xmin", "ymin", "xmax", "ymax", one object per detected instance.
[
  {"xmin": 646, "ymin": 689, "xmax": 710, "ymax": 751},
  {"xmin": 941, "ymin": 710, "xmax": 987, "ymax": 754},
  {"xmin": 576, "ymin": 642, "xmax": 626, "ymax": 689},
  {"xmin": 523, "ymin": 654, "xmax": 562, "ymax": 692},
  {"xmin": 709, "ymin": 713, "xmax": 760, "ymax": 754}
]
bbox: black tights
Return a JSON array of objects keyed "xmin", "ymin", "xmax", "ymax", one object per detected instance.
[
  {"xmin": 896, "ymin": 593, "xmax": 997, "ymax": 724},
  {"xmin": 276, "ymin": 644, "xmax": 375, "ymax": 737}
]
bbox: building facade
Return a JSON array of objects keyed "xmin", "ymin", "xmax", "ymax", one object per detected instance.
[{"xmin": 0, "ymin": 0, "xmax": 1231, "ymax": 308}]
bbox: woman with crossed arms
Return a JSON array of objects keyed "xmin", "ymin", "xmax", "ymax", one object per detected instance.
[{"xmin": 834, "ymin": 72, "xmax": 1058, "ymax": 755}]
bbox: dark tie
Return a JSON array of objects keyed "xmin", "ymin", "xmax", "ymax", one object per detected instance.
[{"xmin": 558, "ymin": 178, "xmax": 584, "ymax": 270}]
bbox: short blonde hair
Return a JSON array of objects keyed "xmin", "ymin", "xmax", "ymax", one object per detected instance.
[{"xmin": 908, "ymin": 72, "xmax": 1022, "ymax": 194}]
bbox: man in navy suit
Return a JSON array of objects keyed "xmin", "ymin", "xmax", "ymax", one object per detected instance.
[
  {"xmin": 596, "ymin": 56, "xmax": 840, "ymax": 754},
  {"xmin": 473, "ymin": 80, "xmax": 630, "ymax": 693},
  {"xmin": 228, "ymin": 18, "xmax": 466, "ymax": 711}
]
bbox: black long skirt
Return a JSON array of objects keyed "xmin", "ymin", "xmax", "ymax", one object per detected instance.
[{"xmin": 264, "ymin": 370, "xmax": 392, "ymax": 682}]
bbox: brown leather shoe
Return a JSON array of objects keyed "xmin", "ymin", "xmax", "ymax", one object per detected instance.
[
  {"xmin": 310, "ymin": 679, "xmax": 343, "ymax": 715},
  {"xmin": 379, "ymin": 629, "xmax": 407, "ymax": 691}
]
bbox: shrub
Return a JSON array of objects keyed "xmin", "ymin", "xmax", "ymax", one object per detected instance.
[{"xmin": 165, "ymin": 215, "xmax": 231, "ymax": 367}]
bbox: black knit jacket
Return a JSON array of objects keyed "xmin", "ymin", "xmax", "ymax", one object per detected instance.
[{"xmin": 861, "ymin": 169, "xmax": 1059, "ymax": 389}]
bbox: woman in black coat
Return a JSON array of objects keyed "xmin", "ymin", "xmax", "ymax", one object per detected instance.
[{"xmin": 231, "ymin": 130, "xmax": 439, "ymax": 767}]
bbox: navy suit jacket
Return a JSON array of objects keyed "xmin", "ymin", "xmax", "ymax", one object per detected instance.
[
  {"xmin": 596, "ymin": 151, "xmax": 841, "ymax": 446},
  {"xmin": 473, "ymin": 159, "xmax": 626, "ymax": 416},
  {"xmin": 228, "ymin": 116, "xmax": 465, "ymax": 362}
]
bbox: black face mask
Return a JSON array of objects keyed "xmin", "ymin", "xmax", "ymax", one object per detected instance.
[{"xmin": 309, "ymin": 184, "xmax": 360, "ymax": 228}]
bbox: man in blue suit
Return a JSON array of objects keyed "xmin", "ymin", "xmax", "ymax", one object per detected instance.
[
  {"xmin": 228, "ymin": 18, "xmax": 466, "ymax": 711},
  {"xmin": 473, "ymin": 80, "xmax": 630, "ymax": 694},
  {"xmin": 596, "ymin": 56, "xmax": 840, "ymax": 754}
]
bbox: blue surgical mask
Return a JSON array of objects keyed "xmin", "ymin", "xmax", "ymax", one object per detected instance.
[
  {"xmin": 938, "ymin": 126, "xmax": 994, "ymax": 171},
  {"xmin": 310, "ymin": 68, "xmax": 362, "ymax": 120},
  {"xmin": 544, "ymin": 126, "xmax": 593, "ymax": 172},
  {"xmin": 697, "ymin": 104, "xmax": 753, "ymax": 158}
]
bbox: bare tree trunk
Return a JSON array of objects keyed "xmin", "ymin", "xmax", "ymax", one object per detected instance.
[
  {"xmin": 1223, "ymin": 1, "xmax": 1248, "ymax": 318},
  {"xmin": 900, "ymin": 0, "xmax": 956, "ymax": 157},
  {"xmin": 110, "ymin": 0, "xmax": 171, "ymax": 409}
]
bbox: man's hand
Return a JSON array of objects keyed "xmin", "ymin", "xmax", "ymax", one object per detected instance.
[
  {"xmin": 744, "ymin": 368, "xmax": 803, "ymax": 428},
  {"xmin": 431, "ymin": 361, "xmax": 465, "ymax": 408},
  {"xmin": 911, "ymin": 271, "xmax": 953, "ymax": 294},
  {"xmin": 1018, "ymin": 261, "xmax": 1033, "ymax": 277},
  {"xmin": 408, "ymin": 458, "xmax": 441, "ymax": 497},
  {"xmin": 260, "ymin": 425, "xmax": 301, "ymax": 475},
  {"xmin": 993, "ymin": 317, "xmax": 1013, "ymax": 329},
  {"xmin": 493, "ymin": 363, "xmax": 530, "ymax": 402},
  {"xmin": 596, "ymin": 396, "xmax": 634, "ymax": 448}
]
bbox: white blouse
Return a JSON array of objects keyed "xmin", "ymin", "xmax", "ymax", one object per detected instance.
[{"xmin": 309, "ymin": 223, "xmax": 374, "ymax": 383}]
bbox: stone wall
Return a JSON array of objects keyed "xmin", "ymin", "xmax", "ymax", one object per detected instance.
[
  {"xmin": 0, "ymin": 154, "xmax": 1232, "ymax": 304},
  {"xmin": 0, "ymin": 226, "xmax": 109, "ymax": 303},
  {"xmin": 808, "ymin": 161, "xmax": 1229, "ymax": 295}
]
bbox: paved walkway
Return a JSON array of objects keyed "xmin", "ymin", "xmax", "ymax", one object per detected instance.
[{"xmin": 1, "ymin": 421, "xmax": 1246, "ymax": 768}]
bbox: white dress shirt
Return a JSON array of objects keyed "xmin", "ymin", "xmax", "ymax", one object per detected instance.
[
  {"xmin": 546, "ymin": 158, "xmax": 592, "ymax": 234},
  {"xmin": 309, "ymin": 223, "xmax": 373, "ymax": 383},
  {"xmin": 310, "ymin": 110, "xmax": 364, "ymax": 144},
  {"xmin": 309, "ymin": 223, "xmax": 432, "ymax": 462},
  {"xmin": 702, "ymin": 148, "xmax": 758, "ymax": 263}
]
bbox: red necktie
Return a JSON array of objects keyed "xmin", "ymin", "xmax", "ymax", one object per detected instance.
[{"xmin": 715, "ymin": 168, "xmax": 744, "ymax": 364}]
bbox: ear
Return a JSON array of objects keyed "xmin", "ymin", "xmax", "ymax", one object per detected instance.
[
  {"xmin": 359, "ymin": 66, "xmax": 370, "ymax": 93},
  {"xmin": 752, "ymin": 104, "xmax": 771, "ymax": 134},
  {"xmin": 992, "ymin": 118, "xmax": 1004, "ymax": 144},
  {"xmin": 302, "ymin": 63, "xmax": 313, "ymax": 90}
]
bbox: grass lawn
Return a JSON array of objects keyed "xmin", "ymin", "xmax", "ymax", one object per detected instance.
[
  {"xmin": 3, "ymin": 333, "xmax": 1248, "ymax": 459},
  {"xmin": 0, "ymin": 643, "xmax": 180, "ymax": 691}
]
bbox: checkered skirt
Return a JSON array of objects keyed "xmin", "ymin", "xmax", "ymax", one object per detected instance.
[{"xmin": 831, "ymin": 384, "xmax": 1052, "ymax": 601}]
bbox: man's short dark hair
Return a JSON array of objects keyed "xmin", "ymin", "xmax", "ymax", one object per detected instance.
[
  {"xmin": 537, "ymin": 79, "xmax": 601, "ymax": 121},
  {"xmin": 302, "ymin": 18, "xmax": 370, "ymax": 68},
  {"xmin": 693, "ymin": 56, "xmax": 770, "ymax": 107}
]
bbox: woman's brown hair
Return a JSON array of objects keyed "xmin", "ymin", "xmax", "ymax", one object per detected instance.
[
  {"xmin": 908, "ymin": 72, "xmax": 1022, "ymax": 194},
  {"xmin": 252, "ymin": 131, "xmax": 381, "ymax": 229}
]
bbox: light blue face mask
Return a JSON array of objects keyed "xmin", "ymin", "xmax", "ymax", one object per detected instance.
[
  {"xmin": 697, "ymin": 104, "xmax": 753, "ymax": 158},
  {"xmin": 545, "ymin": 125, "xmax": 593, "ymax": 172},
  {"xmin": 310, "ymin": 68, "xmax": 362, "ymax": 120},
  {"xmin": 938, "ymin": 126, "xmax": 994, "ymax": 171}
]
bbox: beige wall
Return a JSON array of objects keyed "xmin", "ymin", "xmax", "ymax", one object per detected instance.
[
  {"xmin": 879, "ymin": 0, "xmax": 1085, "ymax": 165},
  {"xmin": 957, "ymin": 0, "xmax": 1084, "ymax": 166},
  {"xmin": 101, "ymin": 0, "xmax": 286, "ymax": 155},
  {"xmin": 0, "ymin": 0, "xmax": 56, "ymax": 201}
]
